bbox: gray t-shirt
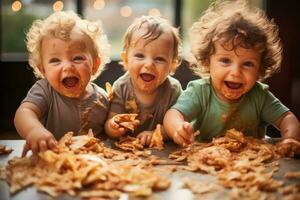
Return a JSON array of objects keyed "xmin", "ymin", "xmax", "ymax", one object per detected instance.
[
  {"xmin": 110, "ymin": 72, "xmax": 182, "ymax": 136},
  {"xmin": 22, "ymin": 79, "xmax": 109, "ymax": 139}
]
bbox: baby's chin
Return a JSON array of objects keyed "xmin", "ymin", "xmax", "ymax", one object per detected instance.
[
  {"xmin": 221, "ymin": 88, "xmax": 244, "ymax": 102},
  {"xmin": 224, "ymin": 93, "xmax": 243, "ymax": 101}
]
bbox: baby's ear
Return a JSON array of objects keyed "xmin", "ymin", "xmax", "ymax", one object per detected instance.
[
  {"xmin": 38, "ymin": 65, "xmax": 45, "ymax": 75},
  {"xmin": 169, "ymin": 60, "xmax": 178, "ymax": 75},
  {"xmin": 120, "ymin": 51, "xmax": 128, "ymax": 69},
  {"xmin": 92, "ymin": 57, "xmax": 101, "ymax": 74}
]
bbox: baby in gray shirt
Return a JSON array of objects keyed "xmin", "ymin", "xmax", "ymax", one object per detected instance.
[
  {"xmin": 14, "ymin": 11, "xmax": 110, "ymax": 156},
  {"xmin": 104, "ymin": 15, "xmax": 182, "ymax": 146}
]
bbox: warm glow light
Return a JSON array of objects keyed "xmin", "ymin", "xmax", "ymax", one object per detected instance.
[
  {"xmin": 53, "ymin": 1, "xmax": 64, "ymax": 12},
  {"xmin": 94, "ymin": 0, "xmax": 105, "ymax": 10},
  {"xmin": 120, "ymin": 6, "xmax": 132, "ymax": 17},
  {"xmin": 11, "ymin": 1, "xmax": 22, "ymax": 12},
  {"xmin": 148, "ymin": 8, "xmax": 161, "ymax": 16}
]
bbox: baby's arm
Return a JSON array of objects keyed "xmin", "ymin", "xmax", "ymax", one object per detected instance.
[
  {"xmin": 276, "ymin": 111, "xmax": 300, "ymax": 140},
  {"xmin": 163, "ymin": 108, "xmax": 194, "ymax": 147},
  {"xmin": 276, "ymin": 111, "xmax": 300, "ymax": 155},
  {"xmin": 104, "ymin": 112, "xmax": 127, "ymax": 138},
  {"xmin": 14, "ymin": 102, "xmax": 57, "ymax": 156}
]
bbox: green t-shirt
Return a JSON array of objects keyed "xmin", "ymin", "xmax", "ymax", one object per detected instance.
[{"xmin": 172, "ymin": 78, "xmax": 289, "ymax": 141}]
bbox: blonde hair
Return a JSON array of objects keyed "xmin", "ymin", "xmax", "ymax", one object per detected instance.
[
  {"xmin": 26, "ymin": 10, "xmax": 110, "ymax": 81},
  {"xmin": 189, "ymin": 0, "xmax": 282, "ymax": 80},
  {"xmin": 122, "ymin": 15, "xmax": 182, "ymax": 67}
]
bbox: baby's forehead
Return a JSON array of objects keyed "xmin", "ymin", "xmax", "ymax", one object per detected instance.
[
  {"xmin": 215, "ymin": 35, "xmax": 264, "ymax": 52},
  {"xmin": 53, "ymin": 26, "xmax": 91, "ymax": 41},
  {"xmin": 130, "ymin": 26, "xmax": 173, "ymax": 44}
]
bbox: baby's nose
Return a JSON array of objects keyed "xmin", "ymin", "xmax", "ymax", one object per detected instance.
[
  {"xmin": 230, "ymin": 64, "xmax": 241, "ymax": 76},
  {"xmin": 62, "ymin": 61, "xmax": 75, "ymax": 71},
  {"xmin": 144, "ymin": 58, "xmax": 154, "ymax": 68}
]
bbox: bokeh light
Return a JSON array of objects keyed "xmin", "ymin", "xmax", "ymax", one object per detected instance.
[
  {"xmin": 148, "ymin": 8, "xmax": 161, "ymax": 16},
  {"xmin": 11, "ymin": 1, "xmax": 22, "ymax": 12},
  {"xmin": 120, "ymin": 6, "xmax": 132, "ymax": 18},
  {"xmin": 53, "ymin": 1, "xmax": 64, "ymax": 12},
  {"xmin": 94, "ymin": 0, "xmax": 105, "ymax": 10}
]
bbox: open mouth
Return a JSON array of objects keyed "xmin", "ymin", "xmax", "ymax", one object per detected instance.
[
  {"xmin": 62, "ymin": 76, "xmax": 79, "ymax": 88},
  {"xmin": 140, "ymin": 73, "xmax": 155, "ymax": 82},
  {"xmin": 225, "ymin": 81, "xmax": 243, "ymax": 90}
]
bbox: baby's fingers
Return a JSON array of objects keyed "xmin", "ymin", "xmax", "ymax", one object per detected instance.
[
  {"xmin": 30, "ymin": 142, "xmax": 39, "ymax": 156},
  {"xmin": 140, "ymin": 134, "xmax": 152, "ymax": 146},
  {"xmin": 173, "ymin": 132, "xmax": 188, "ymax": 147},
  {"xmin": 139, "ymin": 136, "xmax": 147, "ymax": 146},
  {"xmin": 39, "ymin": 140, "xmax": 48, "ymax": 152},
  {"xmin": 183, "ymin": 122, "xmax": 194, "ymax": 143},
  {"xmin": 22, "ymin": 142, "xmax": 30, "ymax": 157},
  {"xmin": 110, "ymin": 119, "xmax": 119, "ymax": 129},
  {"xmin": 47, "ymin": 138, "xmax": 58, "ymax": 151}
]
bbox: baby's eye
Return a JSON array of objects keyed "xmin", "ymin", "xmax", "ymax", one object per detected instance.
[
  {"xmin": 155, "ymin": 57, "xmax": 166, "ymax": 62},
  {"xmin": 134, "ymin": 53, "xmax": 144, "ymax": 58},
  {"xmin": 219, "ymin": 58, "xmax": 231, "ymax": 64},
  {"xmin": 73, "ymin": 56, "xmax": 85, "ymax": 61},
  {"xmin": 243, "ymin": 61, "xmax": 255, "ymax": 68},
  {"xmin": 49, "ymin": 58, "xmax": 60, "ymax": 63}
]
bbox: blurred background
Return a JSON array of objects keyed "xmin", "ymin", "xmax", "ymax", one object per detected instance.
[{"xmin": 1, "ymin": 0, "xmax": 299, "ymax": 139}]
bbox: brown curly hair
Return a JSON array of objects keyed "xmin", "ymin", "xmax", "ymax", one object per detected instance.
[{"xmin": 189, "ymin": 0, "xmax": 282, "ymax": 80}]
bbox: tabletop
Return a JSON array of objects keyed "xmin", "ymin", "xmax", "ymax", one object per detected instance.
[{"xmin": 0, "ymin": 139, "xmax": 299, "ymax": 200}]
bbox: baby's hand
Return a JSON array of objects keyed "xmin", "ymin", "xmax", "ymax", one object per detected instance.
[
  {"xmin": 22, "ymin": 129, "xmax": 57, "ymax": 157},
  {"xmin": 108, "ymin": 116, "xmax": 128, "ymax": 136},
  {"xmin": 277, "ymin": 138, "xmax": 300, "ymax": 157},
  {"xmin": 173, "ymin": 122, "xmax": 194, "ymax": 147},
  {"xmin": 137, "ymin": 131, "xmax": 153, "ymax": 147}
]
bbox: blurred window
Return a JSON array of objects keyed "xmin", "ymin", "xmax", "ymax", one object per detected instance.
[
  {"xmin": 0, "ymin": 0, "xmax": 173, "ymax": 61},
  {"xmin": 1, "ymin": 0, "xmax": 76, "ymax": 61},
  {"xmin": 83, "ymin": 0, "xmax": 174, "ymax": 59},
  {"xmin": 0, "ymin": 0, "xmax": 264, "ymax": 61}
]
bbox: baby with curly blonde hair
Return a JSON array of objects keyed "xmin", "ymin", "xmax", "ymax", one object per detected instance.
[
  {"xmin": 14, "ymin": 11, "xmax": 111, "ymax": 156},
  {"xmin": 164, "ymin": 0, "xmax": 300, "ymax": 154}
]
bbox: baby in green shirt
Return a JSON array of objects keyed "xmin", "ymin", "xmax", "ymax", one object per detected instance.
[{"xmin": 164, "ymin": 0, "xmax": 300, "ymax": 155}]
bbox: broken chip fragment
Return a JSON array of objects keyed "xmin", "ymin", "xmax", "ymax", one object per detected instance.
[{"xmin": 114, "ymin": 113, "xmax": 140, "ymax": 131}]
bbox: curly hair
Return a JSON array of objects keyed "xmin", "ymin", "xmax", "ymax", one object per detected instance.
[
  {"xmin": 122, "ymin": 15, "xmax": 182, "ymax": 69},
  {"xmin": 189, "ymin": 0, "xmax": 282, "ymax": 80},
  {"xmin": 26, "ymin": 10, "xmax": 110, "ymax": 81}
]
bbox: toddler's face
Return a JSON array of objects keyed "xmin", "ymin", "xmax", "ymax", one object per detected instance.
[
  {"xmin": 39, "ymin": 30, "xmax": 98, "ymax": 98},
  {"xmin": 209, "ymin": 40, "xmax": 261, "ymax": 102},
  {"xmin": 122, "ymin": 28, "xmax": 176, "ymax": 94}
]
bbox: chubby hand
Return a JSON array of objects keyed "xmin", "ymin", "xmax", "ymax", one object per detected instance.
[
  {"xmin": 108, "ymin": 115, "xmax": 127, "ymax": 136},
  {"xmin": 172, "ymin": 122, "xmax": 194, "ymax": 147},
  {"xmin": 277, "ymin": 138, "xmax": 300, "ymax": 157},
  {"xmin": 137, "ymin": 131, "xmax": 153, "ymax": 147},
  {"xmin": 22, "ymin": 129, "xmax": 57, "ymax": 157}
]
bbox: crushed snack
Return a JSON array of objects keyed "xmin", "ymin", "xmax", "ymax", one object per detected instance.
[
  {"xmin": 149, "ymin": 124, "xmax": 164, "ymax": 150},
  {"xmin": 1, "ymin": 131, "xmax": 169, "ymax": 199},
  {"xmin": 114, "ymin": 113, "xmax": 139, "ymax": 131},
  {"xmin": 0, "ymin": 145, "xmax": 13, "ymax": 155},
  {"xmin": 170, "ymin": 128, "xmax": 300, "ymax": 198},
  {"xmin": 105, "ymin": 82, "xmax": 113, "ymax": 101}
]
